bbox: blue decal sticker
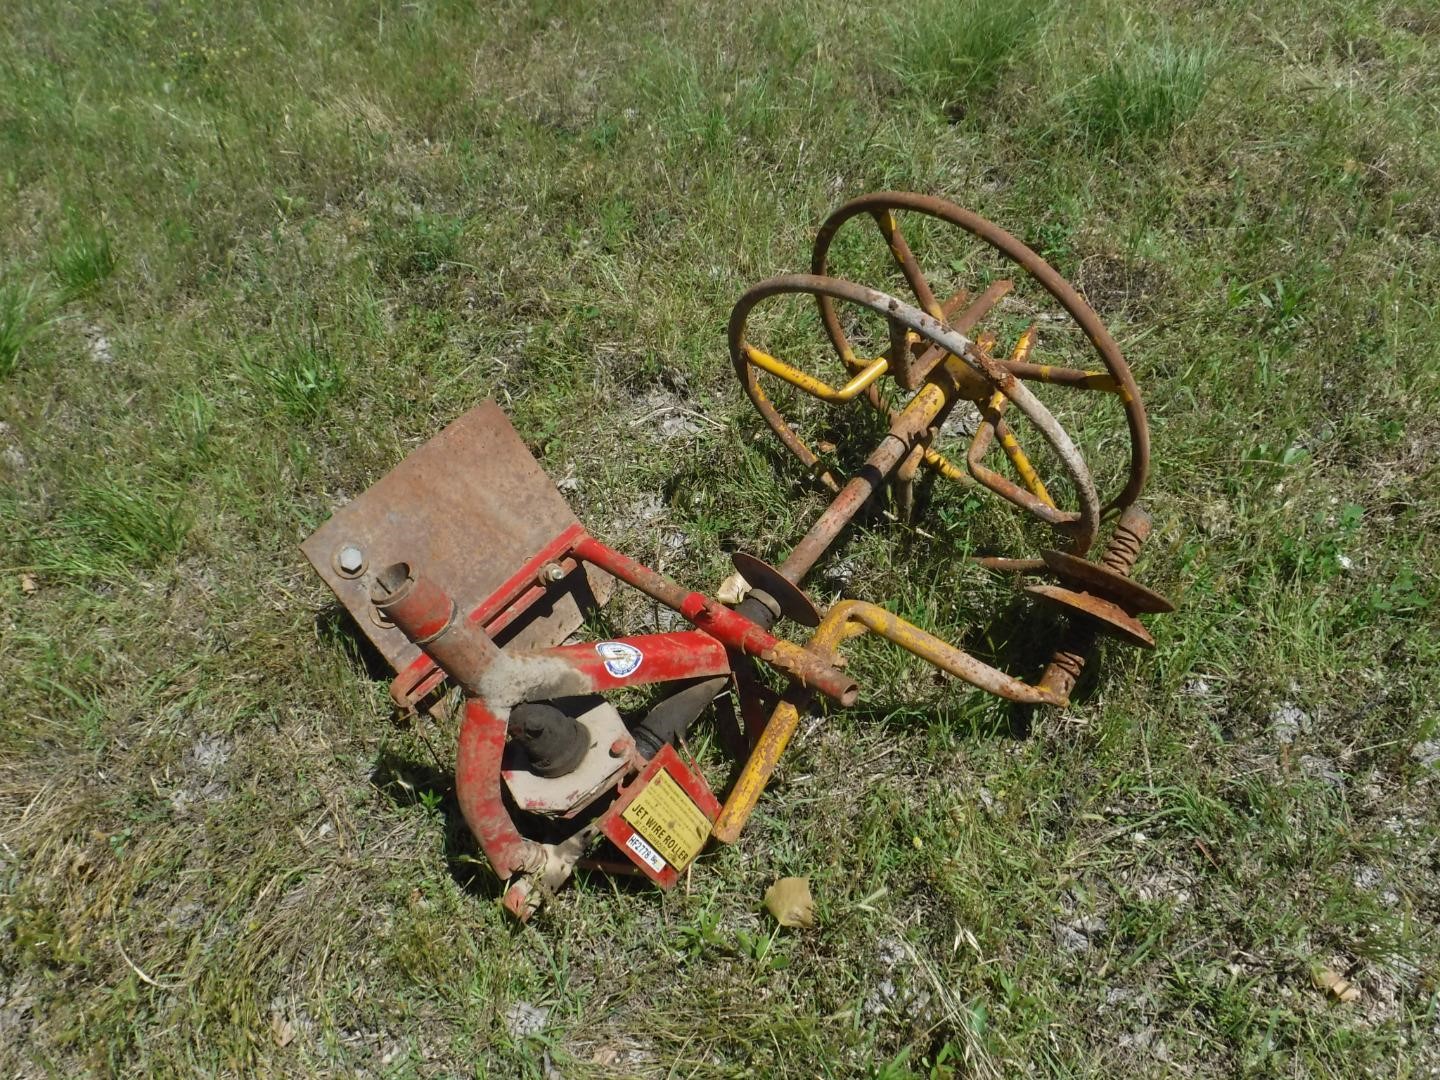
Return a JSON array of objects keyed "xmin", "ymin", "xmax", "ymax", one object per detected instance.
[{"xmin": 595, "ymin": 641, "xmax": 643, "ymax": 678}]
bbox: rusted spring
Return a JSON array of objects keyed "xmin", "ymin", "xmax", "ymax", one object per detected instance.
[
  {"xmin": 730, "ymin": 274, "xmax": 1102, "ymax": 555},
  {"xmin": 1101, "ymin": 514, "xmax": 1148, "ymax": 575},
  {"xmin": 811, "ymin": 191, "xmax": 1150, "ymax": 516},
  {"xmin": 1038, "ymin": 505, "xmax": 1154, "ymax": 699}
]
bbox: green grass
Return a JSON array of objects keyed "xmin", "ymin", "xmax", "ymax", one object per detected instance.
[
  {"xmin": 2, "ymin": 0, "xmax": 1438, "ymax": 1076},
  {"xmin": 1071, "ymin": 38, "xmax": 1218, "ymax": 149},
  {"xmin": 887, "ymin": 0, "xmax": 1055, "ymax": 118},
  {"xmin": 40, "ymin": 471, "xmax": 193, "ymax": 580},
  {"xmin": 373, "ymin": 210, "xmax": 466, "ymax": 278},
  {"xmin": 0, "ymin": 279, "xmax": 46, "ymax": 378},
  {"xmin": 239, "ymin": 334, "xmax": 347, "ymax": 419},
  {"xmin": 50, "ymin": 216, "xmax": 117, "ymax": 298}
]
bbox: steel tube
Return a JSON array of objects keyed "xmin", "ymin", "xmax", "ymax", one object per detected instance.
[
  {"xmin": 456, "ymin": 697, "xmax": 542, "ymax": 881},
  {"xmin": 371, "ymin": 562, "xmax": 501, "ymax": 697},
  {"xmin": 573, "ymin": 535, "xmax": 859, "ymax": 705},
  {"xmin": 778, "ymin": 381, "xmax": 948, "ymax": 584},
  {"xmin": 526, "ymin": 631, "xmax": 733, "ymax": 692}
]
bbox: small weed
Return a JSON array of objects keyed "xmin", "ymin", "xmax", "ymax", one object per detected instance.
[
  {"xmin": 1367, "ymin": 566, "xmax": 1431, "ymax": 618},
  {"xmin": 51, "ymin": 218, "xmax": 117, "ymax": 297},
  {"xmin": 107, "ymin": 827, "xmax": 135, "ymax": 858},
  {"xmin": 168, "ymin": 387, "xmax": 217, "ymax": 461},
  {"xmin": 676, "ymin": 903, "xmax": 726, "ymax": 961},
  {"xmin": 1072, "ymin": 39, "xmax": 1216, "ymax": 149},
  {"xmin": 41, "ymin": 471, "xmax": 192, "ymax": 578},
  {"xmin": 240, "ymin": 336, "xmax": 345, "ymax": 418},
  {"xmin": 1264, "ymin": 282, "xmax": 1314, "ymax": 338},
  {"xmin": 0, "ymin": 278, "xmax": 47, "ymax": 377},
  {"xmin": 873, "ymin": 1042, "xmax": 963, "ymax": 1080},
  {"xmin": 887, "ymin": 0, "xmax": 1054, "ymax": 116},
  {"xmin": 734, "ymin": 926, "xmax": 790, "ymax": 971},
  {"xmin": 373, "ymin": 211, "xmax": 464, "ymax": 278}
]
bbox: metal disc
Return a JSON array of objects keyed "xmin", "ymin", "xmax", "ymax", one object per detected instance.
[
  {"xmin": 1039, "ymin": 549, "xmax": 1175, "ymax": 614},
  {"xmin": 1025, "ymin": 584, "xmax": 1155, "ymax": 649},
  {"xmin": 731, "ymin": 552, "xmax": 822, "ymax": 627}
]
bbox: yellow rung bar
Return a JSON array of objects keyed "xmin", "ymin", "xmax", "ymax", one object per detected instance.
[
  {"xmin": 987, "ymin": 391, "xmax": 1055, "ymax": 508},
  {"xmin": 743, "ymin": 343, "xmax": 888, "ymax": 404}
]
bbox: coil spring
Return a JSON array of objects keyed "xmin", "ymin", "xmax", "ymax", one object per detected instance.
[{"xmin": 1101, "ymin": 511, "xmax": 1150, "ymax": 576}]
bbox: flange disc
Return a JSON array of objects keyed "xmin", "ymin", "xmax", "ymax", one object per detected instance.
[
  {"xmin": 1024, "ymin": 583, "xmax": 1155, "ymax": 649},
  {"xmin": 1038, "ymin": 549, "xmax": 1175, "ymax": 614},
  {"xmin": 731, "ymin": 552, "xmax": 822, "ymax": 628}
]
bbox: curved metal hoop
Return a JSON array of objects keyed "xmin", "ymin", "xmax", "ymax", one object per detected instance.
[
  {"xmin": 730, "ymin": 274, "xmax": 1103, "ymax": 553},
  {"xmin": 811, "ymin": 191, "xmax": 1150, "ymax": 516}
]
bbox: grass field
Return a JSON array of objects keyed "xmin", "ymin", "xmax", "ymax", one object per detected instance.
[{"xmin": 3, "ymin": 0, "xmax": 1439, "ymax": 1075}]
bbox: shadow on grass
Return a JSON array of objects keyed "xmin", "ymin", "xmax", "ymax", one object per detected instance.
[
  {"xmin": 786, "ymin": 584, "xmax": 1113, "ymax": 747},
  {"xmin": 369, "ymin": 744, "xmax": 513, "ymax": 903},
  {"xmin": 314, "ymin": 602, "xmax": 393, "ymax": 684},
  {"xmin": 369, "ymin": 724, "xmax": 660, "ymax": 908}
]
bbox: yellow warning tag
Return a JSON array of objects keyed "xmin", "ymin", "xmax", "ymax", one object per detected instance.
[{"xmin": 622, "ymin": 768, "xmax": 711, "ymax": 871}]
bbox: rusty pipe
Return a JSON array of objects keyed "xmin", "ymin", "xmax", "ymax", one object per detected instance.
[
  {"xmin": 371, "ymin": 562, "xmax": 502, "ymax": 702},
  {"xmin": 572, "ymin": 534, "xmax": 859, "ymax": 705},
  {"xmin": 777, "ymin": 380, "xmax": 949, "ymax": 584},
  {"xmin": 456, "ymin": 698, "xmax": 544, "ymax": 885}
]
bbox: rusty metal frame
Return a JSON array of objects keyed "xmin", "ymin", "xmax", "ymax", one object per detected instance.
[
  {"xmin": 732, "ymin": 274, "xmax": 1103, "ymax": 554},
  {"xmin": 304, "ymin": 191, "xmax": 1174, "ymax": 920}
]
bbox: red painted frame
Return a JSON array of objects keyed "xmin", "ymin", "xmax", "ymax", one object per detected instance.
[
  {"xmin": 390, "ymin": 527, "xmax": 853, "ymax": 711},
  {"xmin": 398, "ymin": 527, "xmax": 741, "ymax": 889},
  {"xmin": 388, "ymin": 525, "xmax": 856, "ymax": 898}
]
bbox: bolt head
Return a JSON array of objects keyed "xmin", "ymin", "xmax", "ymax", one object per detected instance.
[{"xmin": 337, "ymin": 545, "xmax": 365, "ymax": 575}]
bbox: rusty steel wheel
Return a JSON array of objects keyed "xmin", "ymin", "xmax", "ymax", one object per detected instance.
[
  {"xmin": 810, "ymin": 191, "xmax": 1151, "ymax": 524},
  {"xmin": 731, "ymin": 274, "xmax": 1103, "ymax": 552}
]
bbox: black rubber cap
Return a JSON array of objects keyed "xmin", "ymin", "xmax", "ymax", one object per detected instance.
[{"xmin": 508, "ymin": 702, "xmax": 590, "ymax": 778}]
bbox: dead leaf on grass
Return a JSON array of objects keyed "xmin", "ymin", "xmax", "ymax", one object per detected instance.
[
  {"xmin": 764, "ymin": 876, "xmax": 815, "ymax": 928},
  {"xmin": 20, "ymin": 573, "xmax": 38, "ymax": 594},
  {"xmin": 1313, "ymin": 968, "xmax": 1361, "ymax": 1003},
  {"xmin": 271, "ymin": 1013, "xmax": 296, "ymax": 1047}
]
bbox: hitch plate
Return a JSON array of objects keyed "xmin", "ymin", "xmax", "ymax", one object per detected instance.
[{"xmin": 302, "ymin": 401, "xmax": 613, "ymax": 673}]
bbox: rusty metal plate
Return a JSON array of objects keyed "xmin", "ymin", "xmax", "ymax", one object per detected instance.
[
  {"xmin": 1025, "ymin": 584, "xmax": 1155, "ymax": 650},
  {"xmin": 1039, "ymin": 548, "xmax": 1175, "ymax": 614},
  {"xmin": 302, "ymin": 400, "xmax": 613, "ymax": 674}
]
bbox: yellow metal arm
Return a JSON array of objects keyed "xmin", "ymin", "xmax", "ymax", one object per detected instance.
[
  {"xmin": 742, "ymin": 343, "xmax": 888, "ymax": 404},
  {"xmin": 712, "ymin": 598, "xmax": 1066, "ymax": 843}
]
